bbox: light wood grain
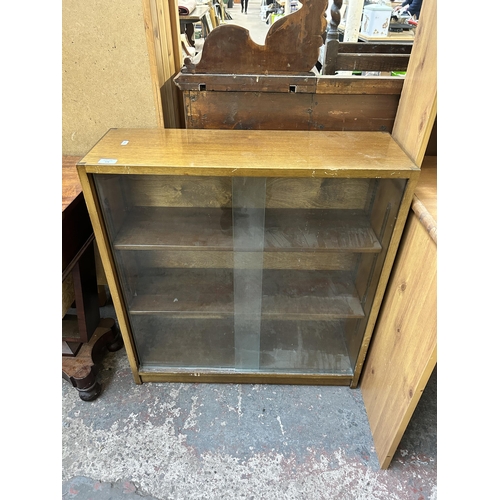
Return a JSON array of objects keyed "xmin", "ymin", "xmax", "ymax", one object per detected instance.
[
  {"xmin": 361, "ymin": 212, "xmax": 436, "ymax": 469},
  {"xmin": 414, "ymin": 156, "xmax": 437, "ymax": 221},
  {"xmin": 147, "ymin": 0, "xmax": 184, "ymax": 127},
  {"xmin": 391, "ymin": 0, "xmax": 437, "ymax": 166},
  {"xmin": 79, "ymin": 129, "xmax": 419, "ymax": 178},
  {"xmin": 360, "ymin": 0, "xmax": 437, "ymax": 468}
]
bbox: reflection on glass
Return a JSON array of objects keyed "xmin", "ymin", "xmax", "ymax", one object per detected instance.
[{"xmin": 93, "ymin": 174, "xmax": 405, "ymax": 375}]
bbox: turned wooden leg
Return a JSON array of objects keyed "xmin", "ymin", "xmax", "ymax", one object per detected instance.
[
  {"xmin": 62, "ymin": 318, "xmax": 122, "ymax": 401},
  {"xmin": 185, "ymin": 23, "xmax": 195, "ymax": 46}
]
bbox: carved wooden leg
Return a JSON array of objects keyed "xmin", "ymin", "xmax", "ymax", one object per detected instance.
[{"xmin": 62, "ymin": 318, "xmax": 122, "ymax": 401}]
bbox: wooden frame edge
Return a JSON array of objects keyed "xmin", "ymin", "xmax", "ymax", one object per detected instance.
[
  {"xmin": 378, "ymin": 346, "xmax": 437, "ymax": 469},
  {"xmin": 351, "ymin": 173, "xmax": 420, "ymax": 387},
  {"xmin": 77, "ymin": 165, "xmax": 143, "ymax": 384}
]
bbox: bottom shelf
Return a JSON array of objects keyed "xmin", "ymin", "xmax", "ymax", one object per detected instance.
[{"xmin": 131, "ymin": 316, "xmax": 353, "ymax": 376}]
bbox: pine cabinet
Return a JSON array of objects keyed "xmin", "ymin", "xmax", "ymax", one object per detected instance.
[{"xmin": 77, "ymin": 128, "xmax": 419, "ymax": 387}]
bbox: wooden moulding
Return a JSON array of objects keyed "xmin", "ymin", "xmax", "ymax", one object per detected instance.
[
  {"xmin": 174, "ymin": 73, "xmax": 404, "ymax": 95},
  {"xmin": 139, "ymin": 372, "xmax": 353, "ymax": 385}
]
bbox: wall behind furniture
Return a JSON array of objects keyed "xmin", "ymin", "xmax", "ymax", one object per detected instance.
[{"xmin": 62, "ymin": 0, "xmax": 164, "ymax": 156}]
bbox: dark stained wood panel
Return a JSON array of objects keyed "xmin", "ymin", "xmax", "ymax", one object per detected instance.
[
  {"xmin": 183, "ymin": 91, "xmax": 400, "ymax": 132},
  {"xmin": 175, "ymin": 73, "xmax": 404, "ymax": 95},
  {"xmin": 335, "ymin": 53, "xmax": 410, "ymax": 72},
  {"xmin": 312, "ymin": 94, "xmax": 400, "ymax": 132},
  {"xmin": 183, "ymin": 0, "xmax": 328, "ymax": 75},
  {"xmin": 316, "ymin": 77, "xmax": 404, "ymax": 95},
  {"xmin": 337, "ymin": 43, "xmax": 412, "ymax": 54}
]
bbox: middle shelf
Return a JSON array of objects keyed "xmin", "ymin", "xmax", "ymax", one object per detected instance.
[
  {"xmin": 112, "ymin": 207, "xmax": 383, "ymax": 253},
  {"xmin": 122, "ymin": 268, "xmax": 365, "ymax": 320}
]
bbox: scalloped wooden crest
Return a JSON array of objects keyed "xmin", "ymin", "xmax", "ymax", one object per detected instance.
[{"xmin": 182, "ymin": 0, "xmax": 328, "ymax": 75}]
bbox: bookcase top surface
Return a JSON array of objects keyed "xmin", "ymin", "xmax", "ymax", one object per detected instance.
[{"xmin": 78, "ymin": 128, "xmax": 419, "ymax": 178}]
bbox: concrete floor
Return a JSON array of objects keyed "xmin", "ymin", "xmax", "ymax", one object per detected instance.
[
  {"xmin": 63, "ymin": 296, "xmax": 436, "ymax": 499},
  {"xmin": 62, "ymin": 4, "xmax": 437, "ymax": 498}
]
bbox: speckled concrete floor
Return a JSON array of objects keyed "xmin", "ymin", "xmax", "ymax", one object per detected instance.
[{"xmin": 62, "ymin": 301, "xmax": 437, "ymax": 500}]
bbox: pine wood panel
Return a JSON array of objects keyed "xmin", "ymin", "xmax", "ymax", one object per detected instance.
[
  {"xmin": 391, "ymin": 0, "xmax": 437, "ymax": 166},
  {"xmin": 414, "ymin": 156, "xmax": 437, "ymax": 222},
  {"xmin": 361, "ymin": 0, "xmax": 437, "ymax": 468},
  {"xmin": 361, "ymin": 212, "xmax": 436, "ymax": 469},
  {"xmin": 147, "ymin": 0, "xmax": 184, "ymax": 127}
]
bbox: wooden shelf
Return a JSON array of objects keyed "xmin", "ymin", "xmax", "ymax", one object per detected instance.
[
  {"xmin": 113, "ymin": 207, "xmax": 382, "ymax": 253},
  {"xmin": 127, "ymin": 269, "xmax": 364, "ymax": 320},
  {"xmin": 133, "ymin": 317, "xmax": 354, "ymax": 375}
]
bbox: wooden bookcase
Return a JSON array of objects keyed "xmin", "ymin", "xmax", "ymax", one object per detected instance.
[{"xmin": 77, "ymin": 128, "xmax": 419, "ymax": 387}]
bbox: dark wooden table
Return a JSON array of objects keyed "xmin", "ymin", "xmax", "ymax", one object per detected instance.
[{"xmin": 62, "ymin": 156, "xmax": 122, "ymax": 401}]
